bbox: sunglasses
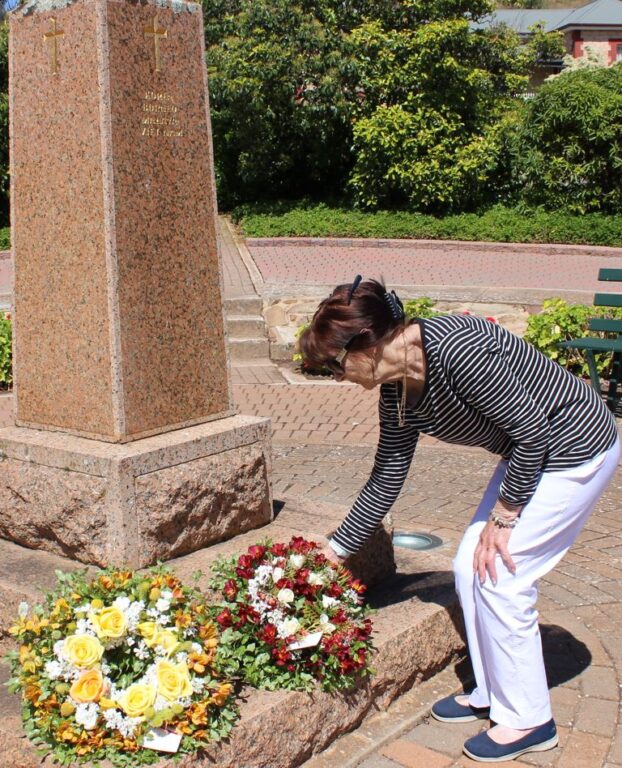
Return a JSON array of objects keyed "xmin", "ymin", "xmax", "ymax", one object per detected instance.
[{"xmin": 324, "ymin": 275, "xmax": 363, "ymax": 378}]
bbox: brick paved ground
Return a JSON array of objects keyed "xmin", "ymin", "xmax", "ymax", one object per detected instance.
[{"xmin": 248, "ymin": 238, "xmax": 622, "ymax": 294}]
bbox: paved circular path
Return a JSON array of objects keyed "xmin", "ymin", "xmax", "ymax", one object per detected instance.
[{"xmin": 248, "ymin": 238, "xmax": 622, "ymax": 294}]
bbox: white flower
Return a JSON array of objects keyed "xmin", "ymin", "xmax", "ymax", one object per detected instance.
[
  {"xmin": 191, "ymin": 676, "xmax": 206, "ymax": 693},
  {"xmin": 44, "ymin": 660, "xmax": 63, "ymax": 680},
  {"xmin": 75, "ymin": 618, "xmax": 96, "ymax": 636},
  {"xmin": 156, "ymin": 598, "xmax": 171, "ymax": 613},
  {"xmin": 191, "ymin": 642, "xmax": 202, "ymax": 653},
  {"xmin": 319, "ymin": 614, "xmax": 336, "ymax": 634},
  {"xmin": 308, "ymin": 572, "xmax": 325, "ymax": 586},
  {"xmin": 133, "ymin": 640, "xmax": 150, "ymax": 660},
  {"xmin": 53, "ymin": 639, "xmax": 66, "ymax": 659},
  {"xmin": 322, "ymin": 595, "xmax": 339, "ymax": 609},
  {"xmin": 272, "ymin": 567, "xmax": 284, "ymax": 583},
  {"xmin": 73, "ymin": 604, "xmax": 90, "ymax": 614},
  {"xmin": 346, "ymin": 588, "xmax": 362, "ymax": 605},
  {"xmin": 278, "ymin": 617, "xmax": 301, "ymax": 638},
  {"xmin": 161, "ymin": 589, "xmax": 173, "ymax": 600},
  {"xmin": 113, "ymin": 596, "xmax": 130, "ymax": 612},
  {"xmin": 75, "ymin": 702, "xmax": 99, "ymax": 731},
  {"xmin": 289, "ymin": 554, "xmax": 305, "ymax": 569},
  {"xmin": 277, "ymin": 588, "xmax": 295, "ymax": 604},
  {"xmin": 17, "ymin": 602, "xmax": 29, "ymax": 618}
]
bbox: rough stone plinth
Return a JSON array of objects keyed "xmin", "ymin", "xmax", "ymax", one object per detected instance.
[
  {"xmin": 0, "ymin": 502, "xmax": 464, "ymax": 768},
  {"xmin": 10, "ymin": 0, "xmax": 230, "ymax": 442},
  {"xmin": 0, "ymin": 415, "xmax": 272, "ymax": 567}
]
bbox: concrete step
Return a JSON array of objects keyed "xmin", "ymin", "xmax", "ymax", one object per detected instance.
[
  {"xmin": 0, "ymin": 496, "xmax": 463, "ymax": 768},
  {"xmin": 229, "ymin": 337, "xmax": 270, "ymax": 361},
  {"xmin": 226, "ymin": 314, "xmax": 266, "ymax": 339},
  {"xmin": 224, "ymin": 295, "xmax": 262, "ymax": 316}
]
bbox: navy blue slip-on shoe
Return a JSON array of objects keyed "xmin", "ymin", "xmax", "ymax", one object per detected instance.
[
  {"xmin": 463, "ymin": 719, "xmax": 558, "ymax": 762},
  {"xmin": 431, "ymin": 695, "xmax": 491, "ymax": 723}
]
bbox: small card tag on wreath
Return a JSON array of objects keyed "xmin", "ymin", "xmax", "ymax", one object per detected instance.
[
  {"xmin": 143, "ymin": 727, "xmax": 183, "ymax": 753},
  {"xmin": 288, "ymin": 631, "xmax": 323, "ymax": 651}
]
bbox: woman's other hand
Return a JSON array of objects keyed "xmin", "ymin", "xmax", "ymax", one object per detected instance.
[{"xmin": 473, "ymin": 515, "xmax": 517, "ymax": 587}]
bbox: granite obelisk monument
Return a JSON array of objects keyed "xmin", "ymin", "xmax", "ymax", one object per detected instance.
[{"xmin": 0, "ymin": 0, "xmax": 272, "ymax": 567}]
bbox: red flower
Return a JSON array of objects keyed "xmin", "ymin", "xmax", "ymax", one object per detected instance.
[
  {"xmin": 260, "ymin": 624, "xmax": 277, "ymax": 645},
  {"xmin": 327, "ymin": 582, "xmax": 344, "ymax": 599},
  {"xmin": 289, "ymin": 536, "xmax": 317, "ymax": 555},
  {"xmin": 350, "ymin": 579, "xmax": 366, "ymax": 595},
  {"xmin": 272, "ymin": 647, "xmax": 292, "ymax": 667},
  {"xmin": 223, "ymin": 580, "xmax": 238, "ymax": 600},
  {"xmin": 275, "ymin": 578, "xmax": 295, "ymax": 591},
  {"xmin": 270, "ymin": 543, "xmax": 288, "ymax": 557},
  {"xmin": 235, "ymin": 566, "xmax": 254, "ymax": 580},
  {"xmin": 247, "ymin": 544, "xmax": 267, "ymax": 561},
  {"xmin": 237, "ymin": 554, "xmax": 254, "ymax": 569},
  {"xmin": 332, "ymin": 609, "xmax": 348, "ymax": 625},
  {"xmin": 485, "ymin": 316, "xmax": 497, "ymax": 323},
  {"xmin": 215, "ymin": 608, "xmax": 233, "ymax": 628},
  {"xmin": 236, "ymin": 605, "xmax": 260, "ymax": 627}
]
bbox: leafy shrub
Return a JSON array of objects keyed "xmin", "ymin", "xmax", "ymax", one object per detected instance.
[
  {"xmin": 0, "ymin": 312, "xmax": 11, "ymax": 389},
  {"xmin": 508, "ymin": 64, "xmax": 622, "ymax": 214},
  {"xmin": 404, "ymin": 297, "xmax": 441, "ymax": 319},
  {"xmin": 233, "ymin": 202, "xmax": 622, "ymax": 246},
  {"xmin": 523, "ymin": 298, "xmax": 622, "ymax": 377},
  {"xmin": 0, "ymin": 227, "xmax": 9, "ymax": 250}
]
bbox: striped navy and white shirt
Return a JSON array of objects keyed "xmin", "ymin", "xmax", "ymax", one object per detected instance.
[{"xmin": 331, "ymin": 314, "xmax": 618, "ymax": 555}]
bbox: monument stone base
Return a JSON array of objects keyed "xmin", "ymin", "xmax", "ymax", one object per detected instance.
[{"xmin": 0, "ymin": 415, "xmax": 272, "ymax": 568}]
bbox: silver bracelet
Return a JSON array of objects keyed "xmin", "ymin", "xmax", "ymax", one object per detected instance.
[{"xmin": 490, "ymin": 511, "xmax": 519, "ymax": 529}]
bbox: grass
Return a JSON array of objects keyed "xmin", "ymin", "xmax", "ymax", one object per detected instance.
[
  {"xmin": 231, "ymin": 203, "xmax": 622, "ymax": 247},
  {"xmin": 0, "ymin": 227, "xmax": 9, "ymax": 250}
]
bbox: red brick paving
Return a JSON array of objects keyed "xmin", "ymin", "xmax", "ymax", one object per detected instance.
[{"xmin": 248, "ymin": 238, "xmax": 622, "ymax": 293}]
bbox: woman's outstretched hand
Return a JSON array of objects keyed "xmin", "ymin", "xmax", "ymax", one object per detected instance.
[
  {"xmin": 473, "ymin": 517, "xmax": 517, "ymax": 587},
  {"xmin": 317, "ymin": 536, "xmax": 346, "ymax": 566}
]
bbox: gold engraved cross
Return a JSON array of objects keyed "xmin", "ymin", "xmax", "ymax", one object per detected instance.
[
  {"xmin": 43, "ymin": 17, "xmax": 64, "ymax": 75},
  {"xmin": 144, "ymin": 16, "xmax": 167, "ymax": 73}
]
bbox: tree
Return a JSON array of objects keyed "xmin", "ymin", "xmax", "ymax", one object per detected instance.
[
  {"xmin": 203, "ymin": 0, "xmax": 356, "ymax": 208},
  {"xmin": 508, "ymin": 63, "xmax": 622, "ymax": 214},
  {"xmin": 203, "ymin": 0, "xmax": 562, "ymax": 212}
]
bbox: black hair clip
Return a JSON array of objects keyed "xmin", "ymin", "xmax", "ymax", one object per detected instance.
[
  {"xmin": 384, "ymin": 290, "xmax": 405, "ymax": 321},
  {"xmin": 347, "ymin": 275, "xmax": 363, "ymax": 305}
]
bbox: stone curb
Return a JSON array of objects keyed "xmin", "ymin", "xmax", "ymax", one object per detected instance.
[
  {"xmin": 247, "ymin": 237, "xmax": 622, "ymax": 258},
  {"xmin": 300, "ymin": 664, "xmax": 467, "ymax": 768},
  {"xmin": 260, "ymin": 282, "xmax": 594, "ymax": 310}
]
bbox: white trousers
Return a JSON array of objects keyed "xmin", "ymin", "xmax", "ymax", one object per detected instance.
[{"xmin": 453, "ymin": 439, "xmax": 620, "ymax": 729}]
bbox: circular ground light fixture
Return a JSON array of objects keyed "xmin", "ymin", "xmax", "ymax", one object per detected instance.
[{"xmin": 393, "ymin": 532, "xmax": 443, "ymax": 551}]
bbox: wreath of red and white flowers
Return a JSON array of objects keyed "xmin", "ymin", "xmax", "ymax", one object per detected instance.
[{"xmin": 210, "ymin": 537, "xmax": 374, "ymax": 692}]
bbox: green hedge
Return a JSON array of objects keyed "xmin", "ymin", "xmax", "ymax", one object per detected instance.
[
  {"xmin": 0, "ymin": 312, "xmax": 11, "ymax": 389},
  {"xmin": 232, "ymin": 203, "xmax": 622, "ymax": 246},
  {"xmin": 0, "ymin": 227, "xmax": 9, "ymax": 250}
]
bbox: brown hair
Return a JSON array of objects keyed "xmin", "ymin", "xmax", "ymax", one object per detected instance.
[{"xmin": 299, "ymin": 278, "xmax": 403, "ymax": 367}]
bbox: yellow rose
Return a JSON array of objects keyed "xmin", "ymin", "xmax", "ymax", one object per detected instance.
[
  {"xmin": 155, "ymin": 660, "xmax": 193, "ymax": 701},
  {"xmin": 64, "ymin": 635, "xmax": 104, "ymax": 668},
  {"xmin": 99, "ymin": 696, "xmax": 118, "ymax": 710},
  {"xmin": 89, "ymin": 606, "xmax": 126, "ymax": 639},
  {"xmin": 136, "ymin": 621, "xmax": 159, "ymax": 647},
  {"xmin": 70, "ymin": 669, "xmax": 104, "ymax": 703},
  {"xmin": 118, "ymin": 683, "xmax": 157, "ymax": 718},
  {"xmin": 155, "ymin": 629, "xmax": 180, "ymax": 654}
]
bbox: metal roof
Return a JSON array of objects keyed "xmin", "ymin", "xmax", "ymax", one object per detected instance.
[{"xmin": 475, "ymin": 0, "xmax": 622, "ymax": 33}]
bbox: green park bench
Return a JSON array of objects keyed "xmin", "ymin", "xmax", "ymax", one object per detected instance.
[{"xmin": 558, "ymin": 268, "xmax": 622, "ymax": 413}]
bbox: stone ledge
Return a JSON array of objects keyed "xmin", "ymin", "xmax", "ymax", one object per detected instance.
[{"xmin": 0, "ymin": 498, "xmax": 464, "ymax": 768}]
